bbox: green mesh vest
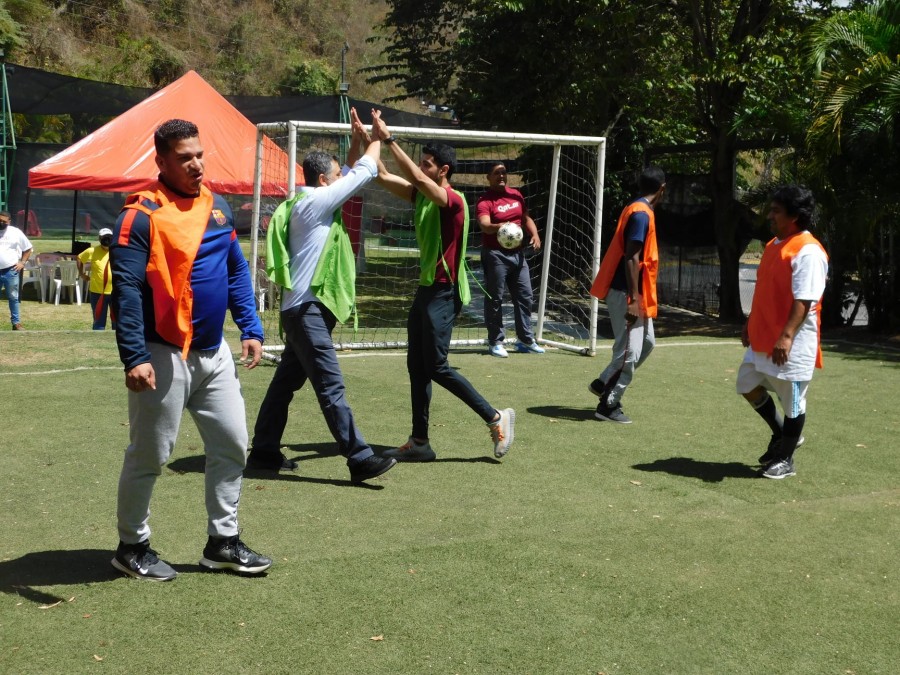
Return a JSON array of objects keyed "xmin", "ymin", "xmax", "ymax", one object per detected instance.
[{"xmin": 414, "ymin": 189, "xmax": 471, "ymax": 305}]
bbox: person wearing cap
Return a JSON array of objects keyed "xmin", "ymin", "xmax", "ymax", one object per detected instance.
[
  {"xmin": 0, "ymin": 210, "xmax": 33, "ymax": 330},
  {"xmin": 77, "ymin": 228, "xmax": 116, "ymax": 330}
]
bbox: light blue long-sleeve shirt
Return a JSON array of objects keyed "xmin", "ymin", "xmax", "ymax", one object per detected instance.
[{"xmin": 280, "ymin": 155, "xmax": 377, "ymax": 312}]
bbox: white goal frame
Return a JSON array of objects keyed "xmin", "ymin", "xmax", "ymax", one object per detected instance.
[{"xmin": 250, "ymin": 121, "xmax": 606, "ymax": 357}]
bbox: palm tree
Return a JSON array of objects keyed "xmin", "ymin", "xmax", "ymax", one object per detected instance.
[
  {"xmin": 805, "ymin": 0, "xmax": 900, "ymax": 331},
  {"xmin": 807, "ymin": 0, "xmax": 900, "ymax": 156}
]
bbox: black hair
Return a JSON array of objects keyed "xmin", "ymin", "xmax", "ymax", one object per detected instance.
[
  {"xmin": 303, "ymin": 151, "xmax": 339, "ymax": 187},
  {"xmin": 486, "ymin": 161, "xmax": 506, "ymax": 177},
  {"xmin": 770, "ymin": 184, "xmax": 816, "ymax": 229},
  {"xmin": 154, "ymin": 119, "xmax": 200, "ymax": 155},
  {"xmin": 423, "ymin": 143, "xmax": 457, "ymax": 179},
  {"xmin": 0, "ymin": 210, "xmax": 10, "ymax": 220},
  {"xmin": 638, "ymin": 165, "xmax": 666, "ymax": 195}
]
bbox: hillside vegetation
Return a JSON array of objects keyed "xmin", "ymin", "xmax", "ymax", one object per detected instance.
[{"xmin": 4, "ymin": 0, "xmax": 405, "ymax": 104}]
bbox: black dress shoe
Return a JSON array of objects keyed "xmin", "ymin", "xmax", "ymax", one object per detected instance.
[
  {"xmin": 246, "ymin": 450, "xmax": 298, "ymax": 471},
  {"xmin": 349, "ymin": 455, "xmax": 397, "ymax": 483}
]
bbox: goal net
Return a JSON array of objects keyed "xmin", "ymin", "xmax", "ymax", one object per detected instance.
[{"xmin": 250, "ymin": 121, "xmax": 606, "ymax": 358}]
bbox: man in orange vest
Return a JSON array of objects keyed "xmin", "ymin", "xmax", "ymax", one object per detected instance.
[
  {"xmin": 588, "ymin": 166, "xmax": 665, "ymax": 424},
  {"xmin": 110, "ymin": 119, "xmax": 271, "ymax": 580},
  {"xmin": 738, "ymin": 185, "xmax": 828, "ymax": 479}
]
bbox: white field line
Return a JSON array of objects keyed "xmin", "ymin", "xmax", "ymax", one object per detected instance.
[{"xmin": 2, "ymin": 338, "xmax": 892, "ymax": 376}]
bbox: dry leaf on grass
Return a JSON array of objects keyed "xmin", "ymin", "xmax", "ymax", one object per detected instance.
[
  {"xmin": 629, "ymin": 480, "xmax": 642, "ymax": 486},
  {"xmin": 38, "ymin": 601, "xmax": 62, "ymax": 609},
  {"xmin": 82, "ymin": 614, "xmax": 92, "ymax": 619},
  {"xmin": 370, "ymin": 635, "xmax": 384, "ymax": 641},
  {"xmin": 93, "ymin": 655, "xmax": 103, "ymax": 662}
]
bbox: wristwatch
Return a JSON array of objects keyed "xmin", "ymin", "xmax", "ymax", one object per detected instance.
[{"xmin": 383, "ymin": 136, "xmax": 396, "ymax": 145}]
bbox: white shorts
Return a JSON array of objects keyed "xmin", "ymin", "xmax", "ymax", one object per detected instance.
[{"xmin": 736, "ymin": 360, "xmax": 810, "ymax": 418}]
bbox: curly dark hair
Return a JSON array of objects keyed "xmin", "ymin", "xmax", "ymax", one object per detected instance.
[
  {"xmin": 771, "ymin": 184, "xmax": 816, "ymax": 229},
  {"xmin": 154, "ymin": 119, "xmax": 200, "ymax": 154}
]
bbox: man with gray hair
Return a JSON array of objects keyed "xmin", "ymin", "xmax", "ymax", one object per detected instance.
[{"xmin": 248, "ymin": 108, "xmax": 397, "ymax": 483}]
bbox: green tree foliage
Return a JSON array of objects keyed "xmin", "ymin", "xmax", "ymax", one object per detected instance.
[
  {"xmin": 278, "ymin": 59, "xmax": 338, "ymax": 96},
  {"xmin": 0, "ymin": 4, "xmax": 26, "ymax": 55},
  {"xmin": 805, "ymin": 0, "xmax": 900, "ymax": 330},
  {"xmin": 372, "ymin": 0, "xmax": 818, "ymax": 322},
  {"xmin": 653, "ymin": 0, "xmax": 817, "ymax": 322}
]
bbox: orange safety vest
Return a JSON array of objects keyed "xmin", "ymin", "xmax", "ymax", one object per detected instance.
[
  {"xmin": 590, "ymin": 200, "xmax": 659, "ymax": 318},
  {"xmin": 748, "ymin": 231, "xmax": 828, "ymax": 368},
  {"xmin": 119, "ymin": 182, "xmax": 214, "ymax": 359}
]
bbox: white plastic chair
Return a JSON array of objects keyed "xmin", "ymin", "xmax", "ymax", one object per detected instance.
[
  {"xmin": 20, "ymin": 259, "xmax": 46, "ymax": 302},
  {"xmin": 81, "ymin": 261, "xmax": 91, "ymax": 297},
  {"xmin": 50, "ymin": 260, "xmax": 82, "ymax": 305}
]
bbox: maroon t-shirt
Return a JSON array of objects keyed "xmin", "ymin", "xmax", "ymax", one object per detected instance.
[{"xmin": 476, "ymin": 187, "xmax": 527, "ymax": 251}]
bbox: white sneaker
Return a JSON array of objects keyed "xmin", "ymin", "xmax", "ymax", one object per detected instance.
[
  {"xmin": 489, "ymin": 344, "xmax": 509, "ymax": 358},
  {"xmin": 489, "ymin": 408, "xmax": 516, "ymax": 458},
  {"xmin": 515, "ymin": 340, "xmax": 545, "ymax": 354},
  {"xmin": 383, "ymin": 436, "xmax": 437, "ymax": 462}
]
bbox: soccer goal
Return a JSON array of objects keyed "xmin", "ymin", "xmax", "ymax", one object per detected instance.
[{"xmin": 249, "ymin": 121, "xmax": 606, "ymax": 358}]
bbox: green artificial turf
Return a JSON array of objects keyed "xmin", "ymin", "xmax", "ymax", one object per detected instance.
[{"xmin": 0, "ymin": 330, "xmax": 897, "ymax": 674}]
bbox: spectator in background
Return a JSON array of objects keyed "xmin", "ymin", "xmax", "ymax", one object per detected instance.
[
  {"xmin": 0, "ymin": 210, "xmax": 33, "ymax": 331},
  {"xmin": 77, "ymin": 228, "xmax": 116, "ymax": 330}
]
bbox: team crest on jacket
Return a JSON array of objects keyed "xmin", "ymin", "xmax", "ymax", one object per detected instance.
[{"xmin": 211, "ymin": 209, "xmax": 227, "ymax": 226}]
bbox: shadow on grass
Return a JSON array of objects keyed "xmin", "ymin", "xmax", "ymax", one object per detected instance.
[
  {"xmin": 0, "ymin": 549, "xmax": 118, "ymax": 604},
  {"xmin": 633, "ymin": 457, "xmax": 760, "ymax": 483},
  {"xmin": 166, "ymin": 452, "xmax": 387, "ymax": 490},
  {"xmin": 0, "ymin": 550, "xmax": 273, "ymax": 604},
  {"xmin": 822, "ymin": 337, "xmax": 900, "ymax": 365},
  {"xmin": 526, "ymin": 405, "xmax": 597, "ymax": 422}
]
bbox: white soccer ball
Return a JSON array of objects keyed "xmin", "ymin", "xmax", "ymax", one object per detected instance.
[{"xmin": 497, "ymin": 222, "xmax": 524, "ymax": 250}]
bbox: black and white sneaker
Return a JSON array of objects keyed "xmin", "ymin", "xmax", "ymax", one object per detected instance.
[
  {"xmin": 200, "ymin": 536, "xmax": 272, "ymax": 575},
  {"xmin": 758, "ymin": 435, "xmax": 805, "ymax": 465},
  {"xmin": 761, "ymin": 458, "xmax": 796, "ymax": 480},
  {"xmin": 111, "ymin": 540, "xmax": 177, "ymax": 581},
  {"xmin": 595, "ymin": 402, "xmax": 632, "ymax": 424}
]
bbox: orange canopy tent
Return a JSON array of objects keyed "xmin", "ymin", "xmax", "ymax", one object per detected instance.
[{"xmin": 27, "ymin": 70, "xmax": 302, "ymax": 195}]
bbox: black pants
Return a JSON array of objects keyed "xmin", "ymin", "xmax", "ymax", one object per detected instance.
[{"xmin": 407, "ymin": 284, "xmax": 496, "ymax": 439}]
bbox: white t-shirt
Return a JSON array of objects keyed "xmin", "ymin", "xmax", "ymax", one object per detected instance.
[
  {"xmin": 281, "ymin": 155, "xmax": 377, "ymax": 312},
  {"xmin": 745, "ymin": 240, "xmax": 829, "ymax": 382},
  {"xmin": 0, "ymin": 225, "xmax": 33, "ymax": 269}
]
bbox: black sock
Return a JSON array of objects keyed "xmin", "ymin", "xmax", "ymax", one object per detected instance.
[
  {"xmin": 751, "ymin": 393, "xmax": 783, "ymax": 436},
  {"xmin": 780, "ymin": 414, "xmax": 806, "ymax": 460}
]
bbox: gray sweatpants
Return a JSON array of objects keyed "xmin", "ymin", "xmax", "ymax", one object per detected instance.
[
  {"xmin": 600, "ymin": 288, "xmax": 655, "ymax": 407},
  {"xmin": 117, "ymin": 341, "xmax": 248, "ymax": 544}
]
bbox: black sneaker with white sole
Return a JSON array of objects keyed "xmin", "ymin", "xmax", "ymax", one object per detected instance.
[
  {"xmin": 111, "ymin": 540, "xmax": 177, "ymax": 581},
  {"xmin": 200, "ymin": 536, "xmax": 272, "ymax": 575},
  {"xmin": 588, "ymin": 378, "xmax": 607, "ymax": 398}
]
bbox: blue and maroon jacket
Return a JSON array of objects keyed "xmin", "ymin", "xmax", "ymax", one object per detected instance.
[{"xmin": 111, "ymin": 179, "xmax": 263, "ymax": 371}]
